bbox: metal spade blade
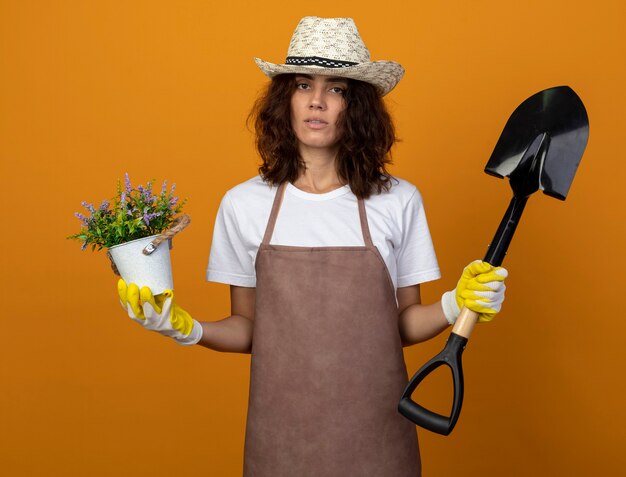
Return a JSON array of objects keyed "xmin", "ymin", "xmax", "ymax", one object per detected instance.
[{"xmin": 486, "ymin": 85, "xmax": 589, "ymax": 200}]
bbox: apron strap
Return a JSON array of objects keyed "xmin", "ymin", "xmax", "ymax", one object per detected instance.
[
  {"xmin": 357, "ymin": 198, "xmax": 375, "ymax": 247},
  {"xmin": 261, "ymin": 182, "xmax": 287, "ymax": 246}
]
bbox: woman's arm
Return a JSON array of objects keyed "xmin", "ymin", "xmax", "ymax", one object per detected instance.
[
  {"xmin": 196, "ymin": 286, "xmax": 256, "ymax": 354},
  {"xmin": 397, "ymin": 284, "xmax": 450, "ymax": 347}
]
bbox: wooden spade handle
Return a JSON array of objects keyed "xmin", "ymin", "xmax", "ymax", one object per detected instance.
[{"xmin": 452, "ymin": 307, "xmax": 480, "ymax": 339}]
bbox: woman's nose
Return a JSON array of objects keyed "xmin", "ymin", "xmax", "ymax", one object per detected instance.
[{"xmin": 309, "ymin": 89, "xmax": 326, "ymax": 110}]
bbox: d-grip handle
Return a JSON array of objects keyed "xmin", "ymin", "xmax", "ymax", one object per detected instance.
[{"xmin": 398, "ymin": 331, "xmax": 469, "ymax": 435}]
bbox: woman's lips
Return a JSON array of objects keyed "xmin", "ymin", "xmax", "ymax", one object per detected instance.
[{"xmin": 304, "ymin": 119, "xmax": 328, "ymax": 130}]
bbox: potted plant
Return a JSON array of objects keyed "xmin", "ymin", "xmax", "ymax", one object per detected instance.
[{"xmin": 67, "ymin": 173, "xmax": 189, "ymax": 294}]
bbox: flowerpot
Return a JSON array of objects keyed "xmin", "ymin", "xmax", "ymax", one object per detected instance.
[{"xmin": 108, "ymin": 234, "xmax": 174, "ymax": 295}]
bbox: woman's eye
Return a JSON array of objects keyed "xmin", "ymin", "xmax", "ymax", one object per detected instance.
[
  {"xmin": 330, "ymin": 86, "xmax": 346, "ymax": 94},
  {"xmin": 296, "ymin": 82, "xmax": 310, "ymax": 90}
]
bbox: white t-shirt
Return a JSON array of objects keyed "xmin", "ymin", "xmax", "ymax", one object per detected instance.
[{"xmin": 206, "ymin": 175, "xmax": 441, "ymax": 296}]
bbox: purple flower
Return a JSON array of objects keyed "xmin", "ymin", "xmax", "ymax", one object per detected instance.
[
  {"xmin": 81, "ymin": 240, "xmax": 89, "ymax": 251},
  {"xmin": 169, "ymin": 196, "xmax": 179, "ymax": 207},
  {"xmin": 138, "ymin": 184, "xmax": 153, "ymax": 203},
  {"xmin": 142, "ymin": 210, "xmax": 163, "ymax": 226},
  {"xmin": 81, "ymin": 201, "xmax": 95, "ymax": 213},
  {"xmin": 170, "ymin": 183, "xmax": 176, "ymax": 195},
  {"xmin": 124, "ymin": 172, "xmax": 132, "ymax": 194},
  {"xmin": 99, "ymin": 200, "xmax": 109, "ymax": 211},
  {"xmin": 160, "ymin": 180, "xmax": 167, "ymax": 195},
  {"xmin": 74, "ymin": 212, "xmax": 90, "ymax": 225},
  {"xmin": 120, "ymin": 192, "xmax": 126, "ymax": 207}
]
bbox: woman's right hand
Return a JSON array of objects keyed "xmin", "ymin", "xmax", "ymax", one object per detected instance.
[{"xmin": 117, "ymin": 279, "xmax": 203, "ymax": 346}]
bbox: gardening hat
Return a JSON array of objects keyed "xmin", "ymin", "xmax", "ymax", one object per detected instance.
[{"xmin": 254, "ymin": 16, "xmax": 404, "ymax": 96}]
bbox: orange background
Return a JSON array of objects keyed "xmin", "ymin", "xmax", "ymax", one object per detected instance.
[{"xmin": 1, "ymin": 1, "xmax": 624, "ymax": 475}]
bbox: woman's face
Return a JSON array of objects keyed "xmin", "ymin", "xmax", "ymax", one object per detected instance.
[{"xmin": 290, "ymin": 74, "xmax": 348, "ymax": 156}]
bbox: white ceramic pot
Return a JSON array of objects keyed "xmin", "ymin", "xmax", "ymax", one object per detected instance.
[{"xmin": 108, "ymin": 234, "xmax": 173, "ymax": 295}]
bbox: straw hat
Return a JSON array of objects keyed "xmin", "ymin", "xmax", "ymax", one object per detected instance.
[{"xmin": 254, "ymin": 16, "xmax": 404, "ymax": 96}]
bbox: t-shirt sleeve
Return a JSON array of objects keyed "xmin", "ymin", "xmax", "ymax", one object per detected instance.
[
  {"xmin": 395, "ymin": 187, "xmax": 441, "ymax": 287},
  {"xmin": 206, "ymin": 192, "xmax": 257, "ymax": 287}
]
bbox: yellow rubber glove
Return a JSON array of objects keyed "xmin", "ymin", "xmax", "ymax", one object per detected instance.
[
  {"xmin": 117, "ymin": 279, "xmax": 203, "ymax": 346},
  {"xmin": 441, "ymin": 260, "xmax": 508, "ymax": 324}
]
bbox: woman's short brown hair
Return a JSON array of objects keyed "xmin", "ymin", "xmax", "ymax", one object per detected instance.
[{"xmin": 249, "ymin": 74, "xmax": 398, "ymax": 199}]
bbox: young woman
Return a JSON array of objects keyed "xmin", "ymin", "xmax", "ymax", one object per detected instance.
[{"xmin": 117, "ymin": 16, "xmax": 508, "ymax": 476}]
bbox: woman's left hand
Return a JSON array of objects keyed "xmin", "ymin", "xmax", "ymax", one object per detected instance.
[{"xmin": 441, "ymin": 260, "xmax": 508, "ymax": 324}]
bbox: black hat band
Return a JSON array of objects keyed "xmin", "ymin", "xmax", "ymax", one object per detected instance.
[{"xmin": 285, "ymin": 56, "xmax": 358, "ymax": 68}]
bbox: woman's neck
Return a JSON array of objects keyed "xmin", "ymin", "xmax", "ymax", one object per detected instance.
[{"xmin": 294, "ymin": 147, "xmax": 345, "ymax": 193}]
